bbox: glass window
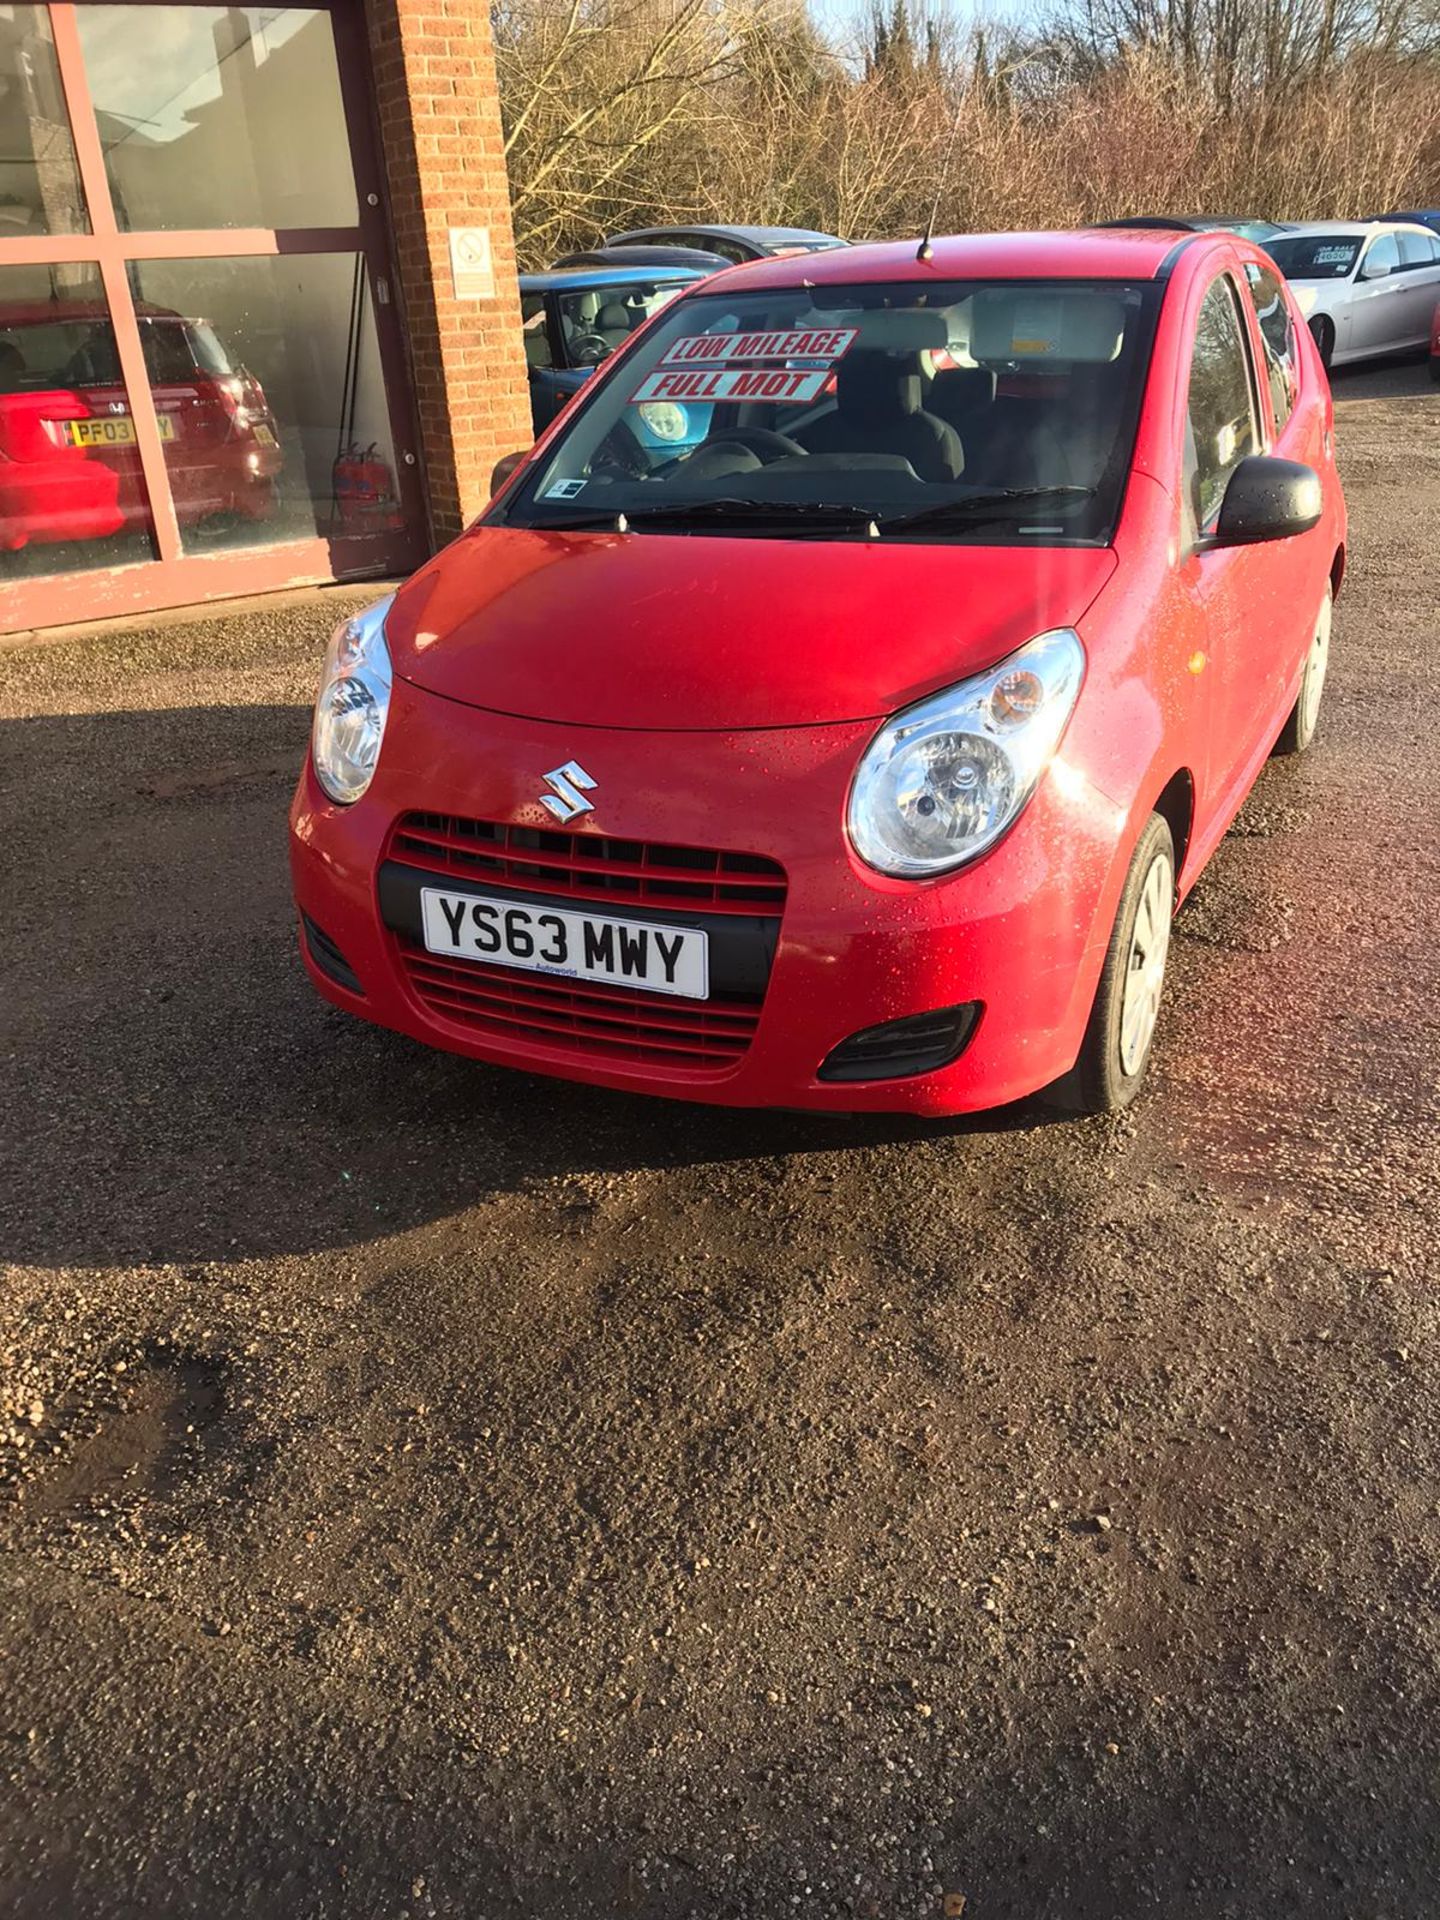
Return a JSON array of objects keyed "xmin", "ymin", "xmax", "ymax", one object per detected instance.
[
  {"xmin": 75, "ymin": 6, "xmax": 357, "ymax": 230},
  {"xmin": 522, "ymin": 295, "xmax": 553, "ymax": 370},
  {"xmin": 497, "ymin": 277, "xmax": 1160, "ymax": 548},
  {"xmin": 1361, "ymin": 232, "xmax": 1401, "ymax": 278},
  {"xmin": 1242, "ymin": 261, "xmax": 1298, "ymax": 432},
  {"xmin": 0, "ymin": 7, "xmax": 89, "ymax": 233},
  {"xmin": 1186, "ymin": 278, "xmax": 1259, "ymax": 531},
  {"xmin": 1397, "ymin": 230, "xmax": 1440, "ymax": 268},
  {"xmin": 126, "ymin": 253, "xmax": 400, "ymax": 553},
  {"xmin": 0, "ymin": 263, "xmax": 158, "ymax": 576},
  {"xmin": 1267, "ymin": 235, "xmax": 1363, "ymax": 281},
  {"xmin": 554, "ymin": 280, "xmax": 691, "ymax": 368}
]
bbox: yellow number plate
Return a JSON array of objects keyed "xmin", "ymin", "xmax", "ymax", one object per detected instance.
[{"xmin": 66, "ymin": 414, "xmax": 177, "ymax": 448}]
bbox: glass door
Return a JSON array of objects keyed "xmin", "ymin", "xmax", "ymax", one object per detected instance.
[{"xmin": 0, "ymin": 1, "xmax": 424, "ymax": 632}]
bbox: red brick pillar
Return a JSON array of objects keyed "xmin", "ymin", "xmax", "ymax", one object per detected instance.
[{"xmin": 363, "ymin": 0, "xmax": 533, "ymax": 545}]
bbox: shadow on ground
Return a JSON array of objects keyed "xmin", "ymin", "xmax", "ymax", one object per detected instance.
[{"xmin": 0, "ymin": 703, "xmax": 1061, "ymax": 1270}]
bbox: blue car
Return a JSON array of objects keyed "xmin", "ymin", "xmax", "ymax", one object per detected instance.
[{"xmin": 520, "ymin": 264, "xmax": 715, "ymax": 447}]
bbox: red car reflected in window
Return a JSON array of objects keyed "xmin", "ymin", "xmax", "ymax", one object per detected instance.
[{"xmin": 0, "ymin": 303, "xmax": 282, "ymax": 554}]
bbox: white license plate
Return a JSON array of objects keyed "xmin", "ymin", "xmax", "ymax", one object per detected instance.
[{"xmin": 420, "ymin": 888, "xmax": 709, "ymax": 999}]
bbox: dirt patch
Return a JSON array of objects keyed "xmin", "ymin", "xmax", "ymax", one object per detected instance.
[{"xmin": 9, "ymin": 1345, "xmax": 228, "ymax": 1518}]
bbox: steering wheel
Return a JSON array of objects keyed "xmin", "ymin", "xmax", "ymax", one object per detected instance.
[
  {"xmin": 569, "ymin": 333, "xmax": 611, "ymax": 368},
  {"xmin": 700, "ymin": 426, "xmax": 807, "ymax": 464}
]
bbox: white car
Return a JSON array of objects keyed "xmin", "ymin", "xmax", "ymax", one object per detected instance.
[{"xmin": 1266, "ymin": 221, "xmax": 1440, "ymax": 369}]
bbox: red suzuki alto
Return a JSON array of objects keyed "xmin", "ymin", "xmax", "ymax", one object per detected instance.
[{"xmin": 290, "ymin": 230, "xmax": 1344, "ymax": 1115}]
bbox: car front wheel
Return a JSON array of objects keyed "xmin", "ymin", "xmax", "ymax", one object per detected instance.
[
  {"xmin": 1309, "ymin": 314, "xmax": 1335, "ymax": 370},
  {"xmin": 1050, "ymin": 813, "xmax": 1175, "ymax": 1115},
  {"xmin": 1274, "ymin": 583, "xmax": 1332, "ymax": 756}
]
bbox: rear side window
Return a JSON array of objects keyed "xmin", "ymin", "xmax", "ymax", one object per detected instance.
[
  {"xmin": 1242, "ymin": 261, "xmax": 1298, "ymax": 431},
  {"xmin": 1397, "ymin": 230, "xmax": 1440, "ymax": 268},
  {"xmin": 1186, "ymin": 277, "xmax": 1260, "ymax": 530}
]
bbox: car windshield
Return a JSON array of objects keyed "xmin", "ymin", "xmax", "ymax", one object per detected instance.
[
  {"xmin": 499, "ymin": 276, "xmax": 1160, "ymax": 546},
  {"xmin": 554, "ymin": 280, "xmax": 692, "ymax": 368},
  {"xmin": 1267, "ymin": 235, "xmax": 1362, "ymax": 280}
]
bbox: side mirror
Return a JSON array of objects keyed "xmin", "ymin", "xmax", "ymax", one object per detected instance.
[
  {"xmin": 490, "ymin": 449, "xmax": 528, "ymax": 496},
  {"xmin": 1362, "ymin": 257, "xmax": 1392, "ymax": 281},
  {"xmin": 1211, "ymin": 455, "xmax": 1323, "ymax": 547}
]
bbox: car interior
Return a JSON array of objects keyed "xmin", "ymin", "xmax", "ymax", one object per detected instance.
[{"xmin": 635, "ymin": 291, "xmax": 1140, "ymax": 496}]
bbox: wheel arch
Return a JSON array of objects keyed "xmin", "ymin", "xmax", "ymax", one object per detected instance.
[
  {"xmin": 1330, "ymin": 544, "xmax": 1346, "ymax": 601},
  {"xmin": 1149, "ymin": 767, "xmax": 1195, "ymax": 887}
]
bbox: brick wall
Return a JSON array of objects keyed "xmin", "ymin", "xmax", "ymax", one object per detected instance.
[{"xmin": 362, "ymin": 0, "xmax": 533, "ymax": 545}]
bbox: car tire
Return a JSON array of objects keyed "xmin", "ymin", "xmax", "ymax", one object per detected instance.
[
  {"xmin": 1309, "ymin": 315, "xmax": 1335, "ymax": 370},
  {"xmin": 1273, "ymin": 583, "xmax": 1332, "ymax": 756},
  {"xmin": 1049, "ymin": 813, "xmax": 1175, "ymax": 1116},
  {"xmin": 1430, "ymin": 353, "xmax": 1440, "ymax": 385}
]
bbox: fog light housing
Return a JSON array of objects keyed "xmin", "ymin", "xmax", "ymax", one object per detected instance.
[{"xmin": 818, "ymin": 1003, "xmax": 981, "ymax": 1082}]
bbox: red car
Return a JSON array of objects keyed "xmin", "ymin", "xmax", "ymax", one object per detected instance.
[
  {"xmin": 291, "ymin": 229, "xmax": 1344, "ymax": 1115},
  {"xmin": 0, "ymin": 303, "xmax": 280, "ymax": 553}
]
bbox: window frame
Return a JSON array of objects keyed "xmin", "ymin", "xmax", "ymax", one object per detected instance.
[
  {"xmin": 1183, "ymin": 269, "xmax": 1264, "ymax": 541},
  {"xmin": 0, "ymin": 0, "xmax": 425, "ymax": 631},
  {"xmin": 1239, "ymin": 258, "xmax": 1299, "ymax": 440}
]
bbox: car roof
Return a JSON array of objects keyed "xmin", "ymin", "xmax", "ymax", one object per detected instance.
[
  {"xmin": 519, "ymin": 264, "xmax": 712, "ymax": 293},
  {"xmin": 612, "ymin": 224, "xmax": 845, "ymax": 248},
  {"xmin": 1274, "ymin": 220, "xmax": 1388, "ymax": 236},
  {"xmin": 696, "ymin": 227, "xmax": 1222, "ymax": 293}
]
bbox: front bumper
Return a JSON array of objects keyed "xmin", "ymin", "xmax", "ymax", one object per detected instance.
[{"xmin": 289, "ymin": 677, "xmax": 1129, "ymax": 1114}]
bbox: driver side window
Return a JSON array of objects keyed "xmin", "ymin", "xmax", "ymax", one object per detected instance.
[
  {"xmin": 1185, "ymin": 278, "xmax": 1260, "ymax": 533},
  {"xmin": 1362, "ymin": 232, "xmax": 1400, "ymax": 279}
]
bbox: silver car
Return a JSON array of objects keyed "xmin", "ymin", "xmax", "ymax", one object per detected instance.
[{"xmin": 1267, "ymin": 221, "xmax": 1440, "ymax": 369}]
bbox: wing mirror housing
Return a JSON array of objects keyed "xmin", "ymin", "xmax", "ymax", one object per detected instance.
[
  {"xmin": 1209, "ymin": 455, "xmax": 1323, "ymax": 547},
  {"xmin": 1362, "ymin": 257, "xmax": 1393, "ymax": 280},
  {"xmin": 490, "ymin": 449, "xmax": 528, "ymax": 496}
]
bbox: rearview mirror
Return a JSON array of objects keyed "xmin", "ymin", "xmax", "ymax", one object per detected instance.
[
  {"xmin": 1211, "ymin": 455, "xmax": 1323, "ymax": 547},
  {"xmin": 490, "ymin": 449, "xmax": 528, "ymax": 496}
]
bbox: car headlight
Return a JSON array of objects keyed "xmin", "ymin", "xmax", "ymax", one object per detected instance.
[
  {"xmin": 847, "ymin": 628, "xmax": 1085, "ymax": 878},
  {"xmin": 637, "ymin": 400, "xmax": 689, "ymax": 441},
  {"xmin": 311, "ymin": 594, "xmax": 395, "ymax": 804}
]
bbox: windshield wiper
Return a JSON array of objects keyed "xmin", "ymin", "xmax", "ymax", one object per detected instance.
[
  {"xmin": 880, "ymin": 486, "xmax": 1095, "ymax": 534},
  {"xmin": 527, "ymin": 497, "xmax": 880, "ymax": 535}
]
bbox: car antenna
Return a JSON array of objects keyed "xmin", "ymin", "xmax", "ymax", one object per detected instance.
[{"xmin": 917, "ymin": 105, "xmax": 964, "ymax": 263}]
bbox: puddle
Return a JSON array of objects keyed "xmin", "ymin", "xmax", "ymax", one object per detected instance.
[{"xmin": 20, "ymin": 1346, "xmax": 228, "ymax": 1517}]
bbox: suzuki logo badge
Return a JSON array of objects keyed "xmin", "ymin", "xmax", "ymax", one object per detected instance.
[{"xmin": 540, "ymin": 760, "xmax": 596, "ymax": 822}]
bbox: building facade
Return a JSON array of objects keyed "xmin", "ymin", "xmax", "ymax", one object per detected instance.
[{"xmin": 0, "ymin": 0, "xmax": 532, "ymax": 632}]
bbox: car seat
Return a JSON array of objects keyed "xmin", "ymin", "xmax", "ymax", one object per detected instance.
[{"xmin": 795, "ymin": 351, "xmax": 963, "ymax": 481}]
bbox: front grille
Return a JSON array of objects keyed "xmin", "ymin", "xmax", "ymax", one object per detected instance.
[
  {"xmin": 388, "ymin": 812, "xmax": 788, "ymax": 917},
  {"xmin": 384, "ymin": 814, "xmax": 786, "ymax": 1073},
  {"xmin": 396, "ymin": 938, "xmax": 761, "ymax": 1069}
]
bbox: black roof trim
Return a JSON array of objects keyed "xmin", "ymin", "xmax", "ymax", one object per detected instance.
[{"xmin": 1155, "ymin": 234, "xmax": 1199, "ymax": 280}]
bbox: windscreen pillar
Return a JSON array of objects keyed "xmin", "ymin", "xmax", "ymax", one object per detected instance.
[{"xmin": 364, "ymin": 0, "xmax": 533, "ymax": 544}]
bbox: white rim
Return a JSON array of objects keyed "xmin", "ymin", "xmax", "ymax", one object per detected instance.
[
  {"xmin": 1119, "ymin": 851, "xmax": 1173, "ymax": 1077},
  {"xmin": 1300, "ymin": 592, "xmax": 1331, "ymax": 740}
]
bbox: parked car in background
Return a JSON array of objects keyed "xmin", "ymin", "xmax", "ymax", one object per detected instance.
[
  {"xmin": 519, "ymin": 263, "xmax": 713, "ymax": 441},
  {"xmin": 604, "ymin": 224, "xmax": 847, "ymax": 264},
  {"xmin": 294, "ymin": 227, "xmax": 1344, "ymax": 1119},
  {"xmin": 552, "ymin": 244, "xmax": 732, "ymax": 275},
  {"xmin": 1430, "ymin": 299, "xmax": 1440, "ymax": 382},
  {"xmin": 0, "ymin": 301, "xmax": 280, "ymax": 555},
  {"xmin": 1096, "ymin": 216, "xmax": 1291, "ymax": 246},
  {"xmin": 1369, "ymin": 210, "xmax": 1440, "ymax": 239},
  {"xmin": 1265, "ymin": 221, "xmax": 1440, "ymax": 367}
]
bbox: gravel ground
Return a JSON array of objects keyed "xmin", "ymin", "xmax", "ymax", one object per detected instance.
[{"xmin": 1, "ymin": 359, "xmax": 1437, "ymax": 1920}]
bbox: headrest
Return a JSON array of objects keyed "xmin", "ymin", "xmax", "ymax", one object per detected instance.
[
  {"xmin": 969, "ymin": 291, "xmax": 1127, "ymax": 364},
  {"xmin": 836, "ymin": 350, "xmax": 923, "ymax": 421},
  {"xmin": 596, "ymin": 302, "xmax": 631, "ymax": 331},
  {"xmin": 930, "ymin": 365, "xmax": 996, "ymax": 409}
]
